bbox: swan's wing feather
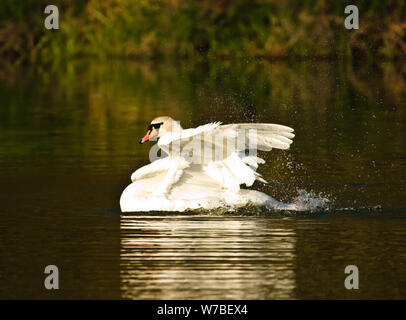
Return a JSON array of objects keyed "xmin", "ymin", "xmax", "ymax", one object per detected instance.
[
  {"xmin": 180, "ymin": 122, "xmax": 222, "ymax": 140},
  {"xmin": 218, "ymin": 123, "xmax": 295, "ymax": 151}
]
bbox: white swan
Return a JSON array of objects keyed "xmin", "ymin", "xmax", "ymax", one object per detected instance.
[{"xmin": 120, "ymin": 116, "xmax": 298, "ymax": 212}]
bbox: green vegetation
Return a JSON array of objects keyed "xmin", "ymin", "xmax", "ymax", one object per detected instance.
[{"xmin": 1, "ymin": 0, "xmax": 406, "ymax": 63}]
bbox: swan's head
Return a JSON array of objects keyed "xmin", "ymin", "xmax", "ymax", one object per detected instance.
[{"xmin": 139, "ymin": 116, "xmax": 182, "ymax": 144}]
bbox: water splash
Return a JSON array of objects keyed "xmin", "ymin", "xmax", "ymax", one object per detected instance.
[{"xmin": 288, "ymin": 189, "xmax": 331, "ymax": 211}]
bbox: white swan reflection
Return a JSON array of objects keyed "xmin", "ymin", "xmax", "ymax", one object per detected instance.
[{"xmin": 120, "ymin": 215, "xmax": 297, "ymax": 299}]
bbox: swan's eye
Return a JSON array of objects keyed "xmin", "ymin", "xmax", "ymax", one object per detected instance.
[{"xmin": 148, "ymin": 122, "xmax": 164, "ymax": 131}]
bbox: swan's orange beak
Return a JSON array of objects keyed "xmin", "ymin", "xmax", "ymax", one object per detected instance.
[{"xmin": 139, "ymin": 127, "xmax": 158, "ymax": 144}]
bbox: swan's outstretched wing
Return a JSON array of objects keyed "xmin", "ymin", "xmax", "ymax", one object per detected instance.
[
  {"xmin": 159, "ymin": 122, "xmax": 294, "ymax": 158},
  {"xmin": 158, "ymin": 122, "xmax": 295, "ymax": 192}
]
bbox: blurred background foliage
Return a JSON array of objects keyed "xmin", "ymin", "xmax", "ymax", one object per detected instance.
[{"xmin": 1, "ymin": 0, "xmax": 406, "ymax": 64}]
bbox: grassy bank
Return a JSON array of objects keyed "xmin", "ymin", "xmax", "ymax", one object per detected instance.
[{"xmin": 1, "ymin": 0, "xmax": 406, "ymax": 64}]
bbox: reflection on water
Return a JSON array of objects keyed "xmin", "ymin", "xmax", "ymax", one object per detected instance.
[{"xmin": 120, "ymin": 216, "xmax": 296, "ymax": 299}]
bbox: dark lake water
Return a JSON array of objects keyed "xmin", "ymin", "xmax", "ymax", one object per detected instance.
[{"xmin": 0, "ymin": 59, "xmax": 405, "ymax": 299}]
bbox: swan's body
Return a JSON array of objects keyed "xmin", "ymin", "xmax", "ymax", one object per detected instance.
[{"xmin": 120, "ymin": 116, "xmax": 296, "ymax": 212}]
